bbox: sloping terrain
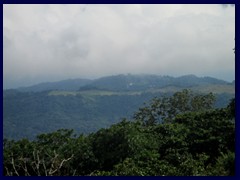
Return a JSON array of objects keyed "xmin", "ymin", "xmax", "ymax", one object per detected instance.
[{"xmin": 3, "ymin": 74, "xmax": 235, "ymax": 140}]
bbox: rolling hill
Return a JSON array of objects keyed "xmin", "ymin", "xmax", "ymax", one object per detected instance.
[
  {"xmin": 3, "ymin": 74, "xmax": 235, "ymax": 140},
  {"xmin": 17, "ymin": 78, "xmax": 92, "ymax": 92},
  {"xmin": 16, "ymin": 74, "xmax": 229, "ymax": 92}
]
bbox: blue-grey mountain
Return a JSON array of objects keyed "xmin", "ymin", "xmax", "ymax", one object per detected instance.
[{"xmin": 4, "ymin": 74, "xmax": 234, "ymax": 140}]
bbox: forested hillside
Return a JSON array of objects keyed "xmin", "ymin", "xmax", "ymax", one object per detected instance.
[
  {"xmin": 3, "ymin": 90, "xmax": 235, "ymax": 176},
  {"xmin": 18, "ymin": 78, "xmax": 92, "ymax": 92},
  {"xmin": 16, "ymin": 74, "xmax": 230, "ymax": 92},
  {"xmin": 3, "ymin": 90, "xmax": 155, "ymax": 140},
  {"xmin": 4, "ymin": 74, "xmax": 235, "ymax": 140}
]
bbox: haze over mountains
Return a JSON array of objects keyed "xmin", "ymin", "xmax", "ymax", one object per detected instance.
[
  {"xmin": 4, "ymin": 74, "xmax": 235, "ymax": 140},
  {"xmin": 16, "ymin": 74, "xmax": 233, "ymax": 92}
]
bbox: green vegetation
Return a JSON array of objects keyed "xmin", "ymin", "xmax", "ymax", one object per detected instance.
[
  {"xmin": 17, "ymin": 74, "xmax": 233, "ymax": 93},
  {"xmin": 3, "ymin": 90, "xmax": 156, "ymax": 140},
  {"xmin": 4, "ymin": 87, "xmax": 234, "ymax": 140},
  {"xmin": 3, "ymin": 90, "xmax": 235, "ymax": 176},
  {"xmin": 48, "ymin": 90, "xmax": 142, "ymax": 96},
  {"xmin": 6, "ymin": 74, "xmax": 234, "ymax": 140}
]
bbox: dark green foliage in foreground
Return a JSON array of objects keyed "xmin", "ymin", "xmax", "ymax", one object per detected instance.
[{"xmin": 3, "ymin": 91, "xmax": 235, "ymax": 176}]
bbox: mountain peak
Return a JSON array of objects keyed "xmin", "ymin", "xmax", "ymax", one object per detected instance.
[{"xmin": 15, "ymin": 74, "xmax": 229, "ymax": 92}]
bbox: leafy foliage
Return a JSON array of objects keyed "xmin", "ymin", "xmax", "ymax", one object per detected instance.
[
  {"xmin": 134, "ymin": 89, "xmax": 216, "ymax": 125},
  {"xmin": 3, "ymin": 90, "xmax": 235, "ymax": 176},
  {"xmin": 4, "ymin": 83, "xmax": 234, "ymax": 140}
]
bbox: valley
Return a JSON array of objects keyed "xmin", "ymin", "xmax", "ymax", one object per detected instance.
[{"xmin": 3, "ymin": 74, "xmax": 235, "ymax": 140}]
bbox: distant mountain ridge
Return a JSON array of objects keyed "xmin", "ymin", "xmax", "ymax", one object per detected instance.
[
  {"xmin": 17, "ymin": 74, "xmax": 230, "ymax": 92},
  {"xmin": 18, "ymin": 78, "xmax": 92, "ymax": 92}
]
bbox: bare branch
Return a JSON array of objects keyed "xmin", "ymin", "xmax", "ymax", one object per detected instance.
[
  {"xmin": 5, "ymin": 166, "xmax": 12, "ymax": 176},
  {"xmin": 42, "ymin": 158, "xmax": 48, "ymax": 176},
  {"xmin": 11, "ymin": 154, "xmax": 19, "ymax": 176},
  {"xmin": 21, "ymin": 158, "xmax": 30, "ymax": 176},
  {"xmin": 48, "ymin": 153, "xmax": 74, "ymax": 176},
  {"xmin": 58, "ymin": 154, "xmax": 74, "ymax": 169}
]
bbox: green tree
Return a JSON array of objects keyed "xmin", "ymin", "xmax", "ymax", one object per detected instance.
[
  {"xmin": 3, "ymin": 90, "xmax": 234, "ymax": 176},
  {"xmin": 134, "ymin": 89, "xmax": 216, "ymax": 125}
]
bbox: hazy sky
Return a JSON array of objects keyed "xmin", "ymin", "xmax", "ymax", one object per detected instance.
[{"xmin": 3, "ymin": 4, "xmax": 235, "ymax": 89}]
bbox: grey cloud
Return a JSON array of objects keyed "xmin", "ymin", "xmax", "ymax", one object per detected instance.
[
  {"xmin": 3, "ymin": 4, "xmax": 235, "ymax": 89},
  {"xmin": 3, "ymin": 35, "xmax": 11, "ymax": 49},
  {"xmin": 50, "ymin": 30, "xmax": 89, "ymax": 60},
  {"xmin": 221, "ymin": 4, "xmax": 235, "ymax": 8}
]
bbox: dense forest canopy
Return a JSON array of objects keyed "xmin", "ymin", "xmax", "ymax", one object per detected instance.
[
  {"xmin": 3, "ymin": 74, "xmax": 235, "ymax": 140},
  {"xmin": 3, "ymin": 89, "xmax": 235, "ymax": 176}
]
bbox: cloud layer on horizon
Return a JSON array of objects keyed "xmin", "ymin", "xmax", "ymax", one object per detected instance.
[{"xmin": 3, "ymin": 4, "xmax": 235, "ymax": 88}]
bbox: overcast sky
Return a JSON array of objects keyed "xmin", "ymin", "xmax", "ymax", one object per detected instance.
[{"xmin": 3, "ymin": 4, "xmax": 235, "ymax": 89}]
